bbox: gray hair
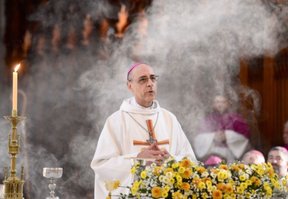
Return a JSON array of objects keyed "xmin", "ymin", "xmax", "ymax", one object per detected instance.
[{"xmin": 268, "ymin": 146, "xmax": 288, "ymax": 161}]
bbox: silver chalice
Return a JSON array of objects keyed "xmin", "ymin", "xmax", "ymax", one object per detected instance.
[{"xmin": 43, "ymin": 168, "xmax": 63, "ymax": 199}]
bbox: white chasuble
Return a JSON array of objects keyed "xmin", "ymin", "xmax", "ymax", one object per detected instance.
[{"xmin": 91, "ymin": 97, "xmax": 196, "ymax": 199}]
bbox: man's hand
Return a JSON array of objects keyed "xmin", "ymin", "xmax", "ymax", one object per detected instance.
[
  {"xmin": 137, "ymin": 143, "xmax": 170, "ymax": 165},
  {"xmin": 158, "ymin": 148, "xmax": 170, "ymax": 160}
]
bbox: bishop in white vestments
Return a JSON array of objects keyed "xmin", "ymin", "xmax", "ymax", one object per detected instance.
[{"xmin": 91, "ymin": 63, "xmax": 196, "ymax": 199}]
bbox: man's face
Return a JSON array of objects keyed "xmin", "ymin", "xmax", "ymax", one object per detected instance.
[
  {"xmin": 283, "ymin": 125, "xmax": 288, "ymax": 145},
  {"xmin": 127, "ymin": 64, "xmax": 157, "ymax": 107},
  {"xmin": 267, "ymin": 150, "xmax": 288, "ymax": 177},
  {"xmin": 213, "ymin": 95, "xmax": 229, "ymax": 114}
]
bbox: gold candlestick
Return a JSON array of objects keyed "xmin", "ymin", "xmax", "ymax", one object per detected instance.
[{"xmin": 3, "ymin": 114, "xmax": 26, "ymax": 199}]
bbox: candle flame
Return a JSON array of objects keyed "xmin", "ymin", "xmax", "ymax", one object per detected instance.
[
  {"xmin": 116, "ymin": 4, "xmax": 128, "ymax": 38},
  {"xmin": 14, "ymin": 64, "xmax": 20, "ymax": 72}
]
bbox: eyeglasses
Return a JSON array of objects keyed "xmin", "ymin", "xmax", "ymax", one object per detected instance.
[{"xmin": 129, "ymin": 75, "xmax": 159, "ymax": 85}]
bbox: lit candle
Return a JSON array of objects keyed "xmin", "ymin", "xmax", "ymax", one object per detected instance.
[{"xmin": 12, "ymin": 64, "xmax": 20, "ymax": 115}]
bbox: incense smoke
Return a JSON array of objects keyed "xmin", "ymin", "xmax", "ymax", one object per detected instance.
[{"xmin": 0, "ymin": 0, "xmax": 287, "ymax": 198}]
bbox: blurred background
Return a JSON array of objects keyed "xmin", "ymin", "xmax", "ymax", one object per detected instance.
[{"xmin": 0, "ymin": 0, "xmax": 288, "ymax": 198}]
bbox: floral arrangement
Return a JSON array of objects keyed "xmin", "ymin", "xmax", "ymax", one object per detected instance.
[{"xmin": 106, "ymin": 157, "xmax": 288, "ymax": 199}]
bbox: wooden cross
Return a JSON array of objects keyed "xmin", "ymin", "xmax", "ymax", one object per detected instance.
[{"xmin": 133, "ymin": 119, "xmax": 170, "ymax": 146}]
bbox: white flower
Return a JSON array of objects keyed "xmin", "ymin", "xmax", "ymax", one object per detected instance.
[
  {"xmin": 166, "ymin": 172, "xmax": 173, "ymax": 178},
  {"xmin": 201, "ymin": 171, "xmax": 209, "ymax": 178}
]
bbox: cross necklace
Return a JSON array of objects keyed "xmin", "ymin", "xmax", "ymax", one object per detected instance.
[
  {"xmin": 125, "ymin": 112, "xmax": 169, "ymax": 146},
  {"xmin": 126, "ymin": 112, "xmax": 159, "ymax": 144}
]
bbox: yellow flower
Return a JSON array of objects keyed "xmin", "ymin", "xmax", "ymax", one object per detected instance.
[
  {"xmin": 207, "ymin": 185, "xmax": 213, "ymax": 192},
  {"xmin": 131, "ymin": 187, "xmax": 138, "ymax": 196},
  {"xmin": 113, "ymin": 180, "xmax": 120, "ymax": 189},
  {"xmin": 238, "ymin": 163, "xmax": 245, "ymax": 169},
  {"xmin": 252, "ymin": 177, "xmax": 262, "ymax": 186},
  {"xmin": 162, "ymin": 191, "xmax": 169, "ymax": 198},
  {"xmin": 180, "ymin": 159, "xmax": 191, "ymax": 168},
  {"xmin": 245, "ymin": 192, "xmax": 251, "ymax": 198},
  {"xmin": 172, "ymin": 191, "xmax": 184, "ymax": 199},
  {"xmin": 131, "ymin": 180, "xmax": 141, "ymax": 195},
  {"xmin": 267, "ymin": 162, "xmax": 273, "ymax": 169},
  {"xmin": 201, "ymin": 192, "xmax": 208, "ymax": 199},
  {"xmin": 206, "ymin": 179, "xmax": 212, "ymax": 187},
  {"xmin": 239, "ymin": 175, "xmax": 246, "ymax": 182},
  {"xmin": 165, "ymin": 167, "xmax": 174, "ymax": 173},
  {"xmin": 239, "ymin": 182, "xmax": 247, "ymax": 190},
  {"xmin": 153, "ymin": 166, "xmax": 162, "ymax": 176},
  {"xmin": 228, "ymin": 179, "xmax": 234, "ymax": 185},
  {"xmin": 217, "ymin": 183, "xmax": 225, "ymax": 191},
  {"xmin": 230, "ymin": 164, "xmax": 240, "ymax": 172},
  {"xmin": 172, "ymin": 162, "xmax": 180, "ymax": 169},
  {"xmin": 219, "ymin": 164, "xmax": 228, "ymax": 170},
  {"xmin": 132, "ymin": 180, "xmax": 141, "ymax": 189},
  {"xmin": 140, "ymin": 171, "xmax": 147, "ymax": 179},
  {"xmin": 178, "ymin": 166, "xmax": 185, "ymax": 173},
  {"xmin": 181, "ymin": 182, "xmax": 190, "ymax": 191},
  {"xmin": 131, "ymin": 166, "xmax": 136, "ymax": 174},
  {"xmin": 163, "ymin": 185, "xmax": 170, "ymax": 192},
  {"xmin": 192, "ymin": 178, "xmax": 201, "ymax": 186},
  {"xmin": 256, "ymin": 168, "xmax": 264, "ymax": 176},
  {"xmin": 197, "ymin": 166, "xmax": 206, "ymax": 173},
  {"xmin": 225, "ymin": 183, "xmax": 233, "ymax": 193},
  {"xmin": 245, "ymin": 179, "xmax": 252, "ymax": 186},
  {"xmin": 212, "ymin": 189, "xmax": 222, "ymax": 199},
  {"xmin": 264, "ymin": 182, "xmax": 272, "ymax": 196},
  {"xmin": 236, "ymin": 186, "xmax": 244, "ymax": 194},
  {"xmin": 105, "ymin": 180, "xmax": 120, "ymax": 192},
  {"xmin": 176, "ymin": 174, "xmax": 182, "ymax": 183},
  {"xmin": 217, "ymin": 170, "xmax": 228, "ymax": 181},
  {"xmin": 198, "ymin": 181, "xmax": 206, "ymax": 190},
  {"xmin": 272, "ymin": 178, "xmax": 280, "ymax": 189},
  {"xmin": 169, "ymin": 177, "xmax": 175, "ymax": 184},
  {"xmin": 282, "ymin": 178, "xmax": 287, "ymax": 187},
  {"xmin": 151, "ymin": 186, "xmax": 162, "ymax": 198},
  {"xmin": 181, "ymin": 168, "xmax": 192, "ymax": 179},
  {"xmin": 224, "ymin": 193, "xmax": 237, "ymax": 199}
]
